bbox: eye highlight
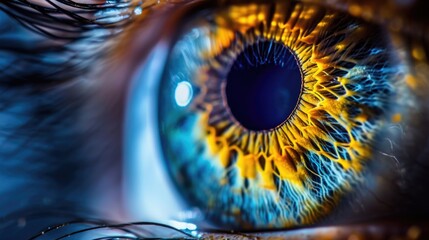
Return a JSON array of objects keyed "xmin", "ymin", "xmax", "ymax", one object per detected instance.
[{"xmin": 158, "ymin": 0, "xmax": 401, "ymax": 230}]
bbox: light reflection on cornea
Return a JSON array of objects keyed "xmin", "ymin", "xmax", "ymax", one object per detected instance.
[{"xmin": 175, "ymin": 81, "xmax": 193, "ymax": 107}]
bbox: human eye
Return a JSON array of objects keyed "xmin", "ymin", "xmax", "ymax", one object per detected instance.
[
  {"xmin": 127, "ymin": 0, "xmax": 429, "ymax": 237},
  {"xmin": 159, "ymin": 0, "xmax": 396, "ymax": 228},
  {"xmin": 1, "ymin": 0, "xmax": 429, "ymax": 239}
]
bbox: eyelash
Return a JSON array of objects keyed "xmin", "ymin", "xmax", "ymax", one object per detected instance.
[{"xmin": 0, "ymin": 0, "xmax": 135, "ymax": 39}]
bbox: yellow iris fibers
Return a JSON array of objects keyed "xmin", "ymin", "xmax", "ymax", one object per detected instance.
[{"xmin": 190, "ymin": 2, "xmax": 384, "ymax": 225}]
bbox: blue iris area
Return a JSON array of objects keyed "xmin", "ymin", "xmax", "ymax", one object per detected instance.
[{"xmin": 225, "ymin": 41, "xmax": 302, "ymax": 131}]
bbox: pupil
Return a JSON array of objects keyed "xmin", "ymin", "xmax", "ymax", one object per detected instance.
[{"xmin": 225, "ymin": 41, "xmax": 303, "ymax": 131}]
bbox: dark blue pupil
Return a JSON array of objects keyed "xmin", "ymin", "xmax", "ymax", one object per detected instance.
[{"xmin": 225, "ymin": 41, "xmax": 303, "ymax": 131}]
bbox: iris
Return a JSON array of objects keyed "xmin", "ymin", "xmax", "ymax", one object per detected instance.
[{"xmin": 158, "ymin": 1, "xmax": 399, "ymax": 229}]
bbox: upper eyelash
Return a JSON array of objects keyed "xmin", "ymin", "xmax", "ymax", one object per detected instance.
[
  {"xmin": 0, "ymin": 0, "xmax": 140, "ymax": 41},
  {"xmin": 0, "ymin": 0, "xmax": 147, "ymax": 84},
  {"xmin": 0, "ymin": 0, "xmax": 177, "ymax": 84}
]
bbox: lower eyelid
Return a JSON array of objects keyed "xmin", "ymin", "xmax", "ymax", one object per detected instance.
[{"xmin": 200, "ymin": 221, "xmax": 429, "ymax": 239}]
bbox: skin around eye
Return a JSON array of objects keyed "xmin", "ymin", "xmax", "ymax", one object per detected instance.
[{"xmin": 157, "ymin": 0, "xmax": 405, "ymax": 230}]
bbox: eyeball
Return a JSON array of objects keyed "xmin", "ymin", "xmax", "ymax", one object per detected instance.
[{"xmin": 157, "ymin": 1, "xmax": 406, "ymax": 230}]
